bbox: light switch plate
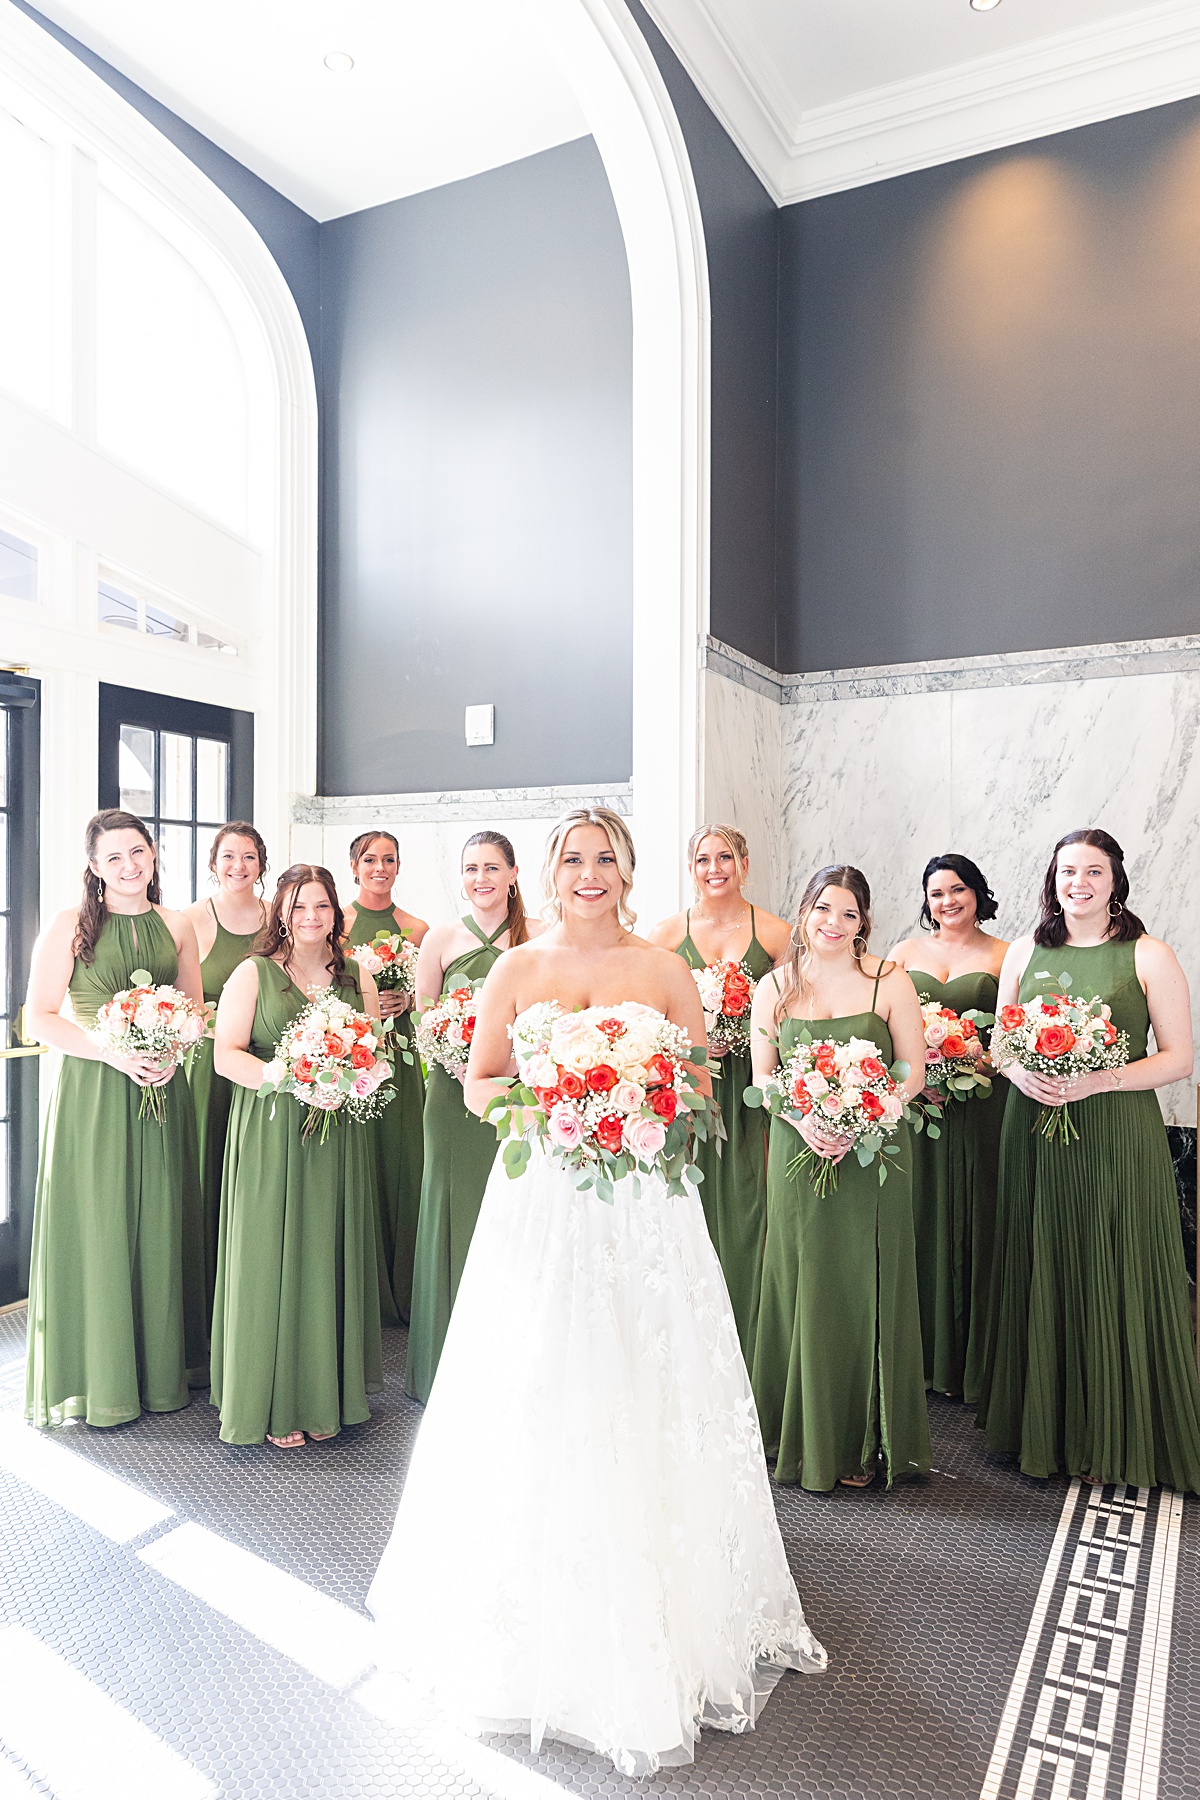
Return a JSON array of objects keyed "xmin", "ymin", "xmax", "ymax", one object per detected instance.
[{"xmin": 464, "ymin": 703, "xmax": 494, "ymax": 747}]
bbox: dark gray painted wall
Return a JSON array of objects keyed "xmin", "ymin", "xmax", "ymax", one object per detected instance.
[
  {"xmin": 778, "ymin": 95, "xmax": 1200, "ymax": 673},
  {"xmin": 319, "ymin": 138, "xmax": 633, "ymax": 795}
]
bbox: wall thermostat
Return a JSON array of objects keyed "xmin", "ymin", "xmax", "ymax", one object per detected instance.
[{"xmin": 464, "ymin": 703, "xmax": 495, "ymax": 747}]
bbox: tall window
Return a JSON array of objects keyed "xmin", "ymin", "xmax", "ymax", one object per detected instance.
[{"xmin": 0, "ymin": 673, "xmax": 40, "ymax": 1302}]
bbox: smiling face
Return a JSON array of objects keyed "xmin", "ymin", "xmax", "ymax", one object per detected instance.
[
  {"xmin": 1055, "ymin": 845, "xmax": 1115, "ymax": 929},
  {"xmin": 691, "ymin": 833, "xmax": 746, "ymax": 904},
  {"xmin": 803, "ymin": 885, "xmax": 862, "ymax": 958},
  {"xmin": 463, "ymin": 846, "xmax": 514, "ymax": 910},
  {"xmin": 286, "ymin": 880, "xmax": 336, "ymax": 948},
  {"xmin": 90, "ymin": 827, "xmax": 156, "ymax": 902},
  {"xmin": 354, "ymin": 837, "xmax": 398, "ymax": 899},
  {"xmin": 214, "ymin": 833, "xmax": 262, "ymax": 895},
  {"xmin": 555, "ymin": 823, "xmax": 622, "ymax": 923},
  {"xmin": 926, "ymin": 870, "xmax": 978, "ymax": 932}
]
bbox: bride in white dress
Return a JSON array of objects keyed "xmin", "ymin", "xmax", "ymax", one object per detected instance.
[{"xmin": 367, "ymin": 808, "xmax": 825, "ymax": 1775}]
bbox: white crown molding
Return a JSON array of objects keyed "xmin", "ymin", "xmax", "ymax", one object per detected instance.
[{"xmin": 640, "ymin": 0, "xmax": 1200, "ymax": 205}]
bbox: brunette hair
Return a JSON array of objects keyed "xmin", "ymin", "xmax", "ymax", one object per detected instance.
[
  {"xmin": 686, "ymin": 823, "xmax": 749, "ymax": 895},
  {"xmin": 462, "ymin": 830, "xmax": 530, "ymax": 947},
  {"xmin": 542, "ymin": 808, "xmax": 637, "ymax": 928},
  {"xmin": 1033, "ymin": 829, "xmax": 1146, "ymax": 947},
  {"xmin": 209, "ymin": 821, "xmax": 269, "ymax": 885},
  {"xmin": 920, "ymin": 854, "xmax": 998, "ymax": 930},
  {"xmin": 774, "ymin": 863, "xmax": 877, "ymax": 1024},
  {"xmin": 257, "ymin": 864, "xmax": 347, "ymax": 987},
  {"xmin": 349, "ymin": 830, "xmax": 400, "ymax": 872},
  {"xmin": 74, "ymin": 810, "xmax": 161, "ymax": 964}
]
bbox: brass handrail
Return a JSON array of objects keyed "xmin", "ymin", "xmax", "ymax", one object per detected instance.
[{"xmin": 0, "ymin": 1009, "xmax": 48, "ymax": 1058}]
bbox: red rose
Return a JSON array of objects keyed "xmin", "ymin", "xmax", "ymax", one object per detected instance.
[
  {"xmin": 586, "ymin": 1064, "xmax": 619, "ymax": 1093},
  {"xmin": 860, "ymin": 1056, "xmax": 886, "ymax": 1080},
  {"xmin": 451, "ymin": 987, "xmax": 472, "ymax": 1001},
  {"xmin": 1041, "ymin": 1003, "xmax": 1060, "ymax": 1017},
  {"xmin": 534, "ymin": 1086, "xmax": 561, "ymax": 1109},
  {"xmin": 860, "ymin": 1091, "xmax": 884, "ymax": 1120},
  {"xmin": 724, "ymin": 993, "xmax": 748, "ymax": 1016},
  {"xmin": 1035, "ymin": 1024, "xmax": 1076, "ymax": 1058},
  {"xmin": 648, "ymin": 1087, "xmax": 678, "ymax": 1122},
  {"xmin": 725, "ymin": 972, "xmax": 751, "ymax": 998},
  {"xmin": 595, "ymin": 1114, "xmax": 624, "ymax": 1152},
  {"xmin": 462, "ymin": 1016, "xmax": 476, "ymax": 1043},
  {"xmin": 645, "ymin": 1053, "xmax": 674, "ymax": 1088},
  {"xmin": 999, "ymin": 1005, "xmax": 1026, "ymax": 1030},
  {"xmin": 942, "ymin": 1033, "xmax": 968, "ymax": 1060},
  {"xmin": 352, "ymin": 1019, "xmax": 372, "ymax": 1039},
  {"xmin": 350, "ymin": 1043, "xmax": 374, "ymax": 1070},
  {"xmin": 377, "ymin": 945, "xmax": 395, "ymax": 962},
  {"xmin": 323, "ymin": 1032, "xmax": 344, "ymax": 1057},
  {"xmin": 558, "ymin": 1070, "xmax": 586, "ymax": 1100},
  {"xmin": 797, "ymin": 1093, "xmax": 813, "ymax": 1115},
  {"xmin": 1103, "ymin": 1021, "xmax": 1117, "ymax": 1045},
  {"xmin": 962, "ymin": 1019, "xmax": 978, "ymax": 1038},
  {"xmin": 938, "ymin": 1008, "xmax": 957, "ymax": 1020},
  {"xmin": 294, "ymin": 1058, "xmax": 316, "ymax": 1083},
  {"xmin": 599, "ymin": 1017, "xmax": 625, "ymax": 1039}
]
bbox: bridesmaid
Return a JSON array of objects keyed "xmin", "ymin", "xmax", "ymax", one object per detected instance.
[
  {"xmin": 889, "ymin": 855, "xmax": 1008, "ymax": 1403},
  {"xmin": 649, "ymin": 824, "xmax": 790, "ymax": 1365},
  {"xmin": 750, "ymin": 865, "xmax": 931, "ymax": 1490},
  {"xmin": 24, "ymin": 810, "xmax": 207, "ymax": 1427},
  {"xmin": 978, "ymin": 828, "xmax": 1200, "ymax": 1490},
  {"xmin": 342, "ymin": 831, "xmax": 429, "ymax": 1327},
  {"xmin": 211, "ymin": 865, "xmax": 383, "ymax": 1446},
  {"xmin": 183, "ymin": 822, "xmax": 268, "ymax": 1323},
  {"xmin": 405, "ymin": 831, "xmax": 543, "ymax": 1403}
]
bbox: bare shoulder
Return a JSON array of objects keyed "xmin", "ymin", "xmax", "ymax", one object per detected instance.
[
  {"xmin": 153, "ymin": 903, "xmax": 194, "ymax": 948},
  {"xmin": 420, "ymin": 920, "xmax": 458, "ymax": 953},
  {"xmin": 887, "ymin": 936, "xmax": 924, "ymax": 969},
  {"xmin": 181, "ymin": 898, "xmax": 209, "ymax": 928},
  {"xmin": 221, "ymin": 955, "xmax": 261, "ymax": 998},
  {"xmin": 522, "ymin": 917, "xmax": 548, "ymax": 940},
  {"xmin": 1135, "ymin": 934, "xmax": 1184, "ymax": 977},
  {"xmin": 874, "ymin": 957, "xmax": 918, "ymax": 994},
  {"xmin": 752, "ymin": 910, "xmax": 793, "ymax": 961},
  {"xmin": 646, "ymin": 911, "xmax": 686, "ymax": 950},
  {"xmin": 397, "ymin": 909, "xmax": 429, "ymax": 943},
  {"xmin": 1004, "ymin": 934, "xmax": 1035, "ymax": 969}
]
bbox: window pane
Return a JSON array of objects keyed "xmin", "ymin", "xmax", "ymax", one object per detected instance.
[
  {"xmin": 145, "ymin": 603, "xmax": 188, "ymax": 642},
  {"xmin": 160, "ymin": 733, "xmax": 192, "ymax": 821},
  {"xmin": 196, "ymin": 631, "xmax": 237, "ymax": 656},
  {"xmin": 119, "ymin": 726, "xmax": 155, "ymax": 819},
  {"xmin": 99, "ymin": 581, "xmax": 139, "ymax": 631},
  {"xmin": 196, "ymin": 738, "xmax": 227, "ymax": 823},
  {"xmin": 0, "ymin": 528, "xmax": 37, "ymax": 603},
  {"xmin": 157, "ymin": 822, "xmax": 193, "ymax": 909}
]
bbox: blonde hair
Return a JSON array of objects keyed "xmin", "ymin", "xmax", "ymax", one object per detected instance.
[
  {"xmin": 686, "ymin": 823, "xmax": 749, "ymax": 897},
  {"xmin": 774, "ymin": 863, "xmax": 878, "ymax": 1025},
  {"xmin": 542, "ymin": 807, "xmax": 637, "ymax": 928}
]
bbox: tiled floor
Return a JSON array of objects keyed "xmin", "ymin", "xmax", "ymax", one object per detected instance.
[{"xmin": 1, "ymin": 1304, "xmax": 1198, "ymax": 1800}]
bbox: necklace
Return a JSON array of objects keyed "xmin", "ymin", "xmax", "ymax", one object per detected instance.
[{"xmin": 693, "ymin": 906, "xmax": 749, "ymax": 933}]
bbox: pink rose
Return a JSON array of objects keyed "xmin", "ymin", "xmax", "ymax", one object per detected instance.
[
  {"xmin": 611, "ymin": 1079, "xmax": 645, "ymax": 1113},
  {"xmin": 309, "ymin": 1085, "xmax": 343, "ymax": 1111},
  {"xmin": 547, "ymin": 1105, "xmax": 585, "ymax": 1150},
  {"xmin": 624, "ymin": 1115, "xmax": 667, "ymax": 1159},
  {"xmin": 880, "ymin": 1093, "xmax": 904, "ymax": 1125},
  {"xmin": 352, "ymin": 1063, "xmax": 387, "ymax": 1097}
]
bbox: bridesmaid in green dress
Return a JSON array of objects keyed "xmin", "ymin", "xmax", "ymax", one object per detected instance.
[
  {"xmin": 978, "ymin": 828, "xmax": 1200, "ymax": 1491},
  {"xmin": 406, "ymin": 831, "xmax": 543, "ymax": 1402},
  {"xmin": 649, "ymin": 824, "xmax": 790, "ymax": 1366},
  {"xmin": 211, "ymin": 864, "xmax": 383, "ymax": 1446},
  {"xmin": 750, "ymin": 864, "xmax": 932, "ymax": 1491},
  {"xmin": 24, "ymin": 810, "xmax": 208, "ymax": 1428},
  {"xmin": 890, "ymin": 854, "xmax": 1008, "ymax": 1404},
  {"xmin": 342, "ymin": 831, "xmax": 429, "ymax": 1327},
  {"xmin": 183, "ymin": 822, "xmax": 268, "ymax": 1324}
]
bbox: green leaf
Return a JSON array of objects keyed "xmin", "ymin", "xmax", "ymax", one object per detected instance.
[
  {"xmin": 860, "ymin": 1132, "xmax": 883, "ymax": 1154},
  {"xmin": 878, "ymin": 1163, "xmax": 888, "ymax": 1186},
  {"xmin": 926, "ymin": 1123, "xmax": 942, "ymax": 1139},
  {"xmin": 681, "ymin": 1091, "xmax": 706, "ymax": 1110},
  {"xmin": 855, "ymin": 1145, "xmax": 874, "ymax": 1167},
  {"xmin": 890, "ymin": 1060, "xmax": 910, "ymax": 1082},
  {"xmin": 129, "ymin": 967, "xmax": 153, "ymax": 986},
  {"xmin": 502, "ymin": 1138, "xmax": 524, "ymax": 1168},
  {"xmin": 687, "ymin": 1044, "xmax": 708, "ymax": 1065},
  {"xmin": 742, "ymin": 1086, "xmax": 764, "ymax": 1109}
]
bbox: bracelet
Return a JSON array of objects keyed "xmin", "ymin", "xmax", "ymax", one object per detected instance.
[{"xmin": 1110, "ymin": 1068, "xmax": 1124, "ymax": 1091}]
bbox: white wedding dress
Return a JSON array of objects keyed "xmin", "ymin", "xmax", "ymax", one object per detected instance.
[{"xmin": 368, "ymin": 1008, "xmax": 826, "ymax": 1776}]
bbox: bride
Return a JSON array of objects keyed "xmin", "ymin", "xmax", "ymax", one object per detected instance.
[{"xmin": 367, "ymin": 808, "xmax": 825, "ymax": 1774}]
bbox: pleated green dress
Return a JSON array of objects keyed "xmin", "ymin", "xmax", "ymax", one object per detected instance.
[
  {"xmin": 209, "ymin": 956, "xmax": 383, "ymax": 1444},
  {"xmin": 675, "ymin": 909, "xmax": 774, "ymax": 1366},
  {"xmin": 977, "ymin": 939, "xmax": 1200, "ymax": 1490},
  {"xmin": 405, "ymin": 916, "xmax": 507, "ymax": 1403},
  {"xmin": 751, "ymin": 1002, "xmax": 932, "ymax": 1490},
  {"xmin": 907, "ymin": 970, "xmax": 1007, "ymax": 1404},
  {"xmin": 25, "ymin": 908, "xmax": 208, "ymax": 1428},
  {"xmin": 185, "ymin": 901, "xmax": 260, "ymax": 1324},
  {"xmin": 345, "ymin": 901, "xmax": 425, "ymax": 1327}
]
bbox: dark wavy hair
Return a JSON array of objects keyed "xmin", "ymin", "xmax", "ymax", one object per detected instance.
[
  {"xmin": 463, "ymin": 830, "xmax": 530, "ymax": 947},
  {"xmin": 1033, "ymin": 829, "xmax": 1146, "ymax": 947},
  {"xmin": 74, "ymin": 810, "xmax": 162, "ymax": 964},
  {"xmin": 208, "ymin": 821, "xmax": 269, "ymax": 887},
  {"xmin": 256, "ymin": 864, "xmax": 347, "ymax": 987},
  {"xmin": 920, "ymin": 854, "xmax": 998, "ymax": 930}
]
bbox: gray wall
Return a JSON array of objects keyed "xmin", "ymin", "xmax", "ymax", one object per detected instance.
[
  {"xmin": 319, "ymin": 138, "xmax": 633, "ymax": 795},
  {"xmin": 778, "ymin": 95, "xmax": 1200, "ymax": 673}
]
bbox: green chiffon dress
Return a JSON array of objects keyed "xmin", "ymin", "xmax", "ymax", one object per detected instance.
[
  {"xmin": 675, "ymin": 908, "xmax": 774, "ymax": 1366},
  {"xmin": 405, "ymin": 916, "xmax": 508, "ymax": 1403},
  {"xmin": 977, "ymin": 939, "xmax": 1200, "ymax": 1490},
  {"xmin": 25, "ymin": 908, "xmax": 208, "ymax": 1428},
  {"xmin": 209, "ymin": 956, "xmax": 383, "ymax": 1444},
  {"xmin": 907, "ymin": 969, "xmax": 1007, "ymax": 1404},
  {"xmin": 186, "ymin": 900, "xmax": 260, "ymax": 1324},
  {"xmin": 751, "ymin": 998, "xmax": 932, "ymax": 1490},
  {"xmin": 344, "ymin": 901, "xmax": 425, "ymax": 1327}
]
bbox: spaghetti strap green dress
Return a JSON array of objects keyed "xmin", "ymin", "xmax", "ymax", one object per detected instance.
[
  {"xmin": 25, "ymin": 908, "xmax": 208, "ymax": 1428},
  {"xmin": 345, "ymin": 901, "xmax": 425, "ymax": 1327},
  {"xmin": 209, "ymin": 956, "xmax": 383, "ymax": 1444},
  {"xmin": 977, "ymin": 939, "xmax": 1200, "ymax": 1490},
  {"xmin": 907, "ymin": 970, "xmax": 1007, "ymax": 1404},
  {"xmin": 751, "ymin": 989, "xmax": 932, "ymax": 1491},
  {"xmin": 405, "ymin": 916, "xmax": 508, "ymax": 1403},
  {"xmin": 186, "ymin": 900, "xmax": 260, "ymax": 1325},
  {"xmin": 675, "ymin": 907, "xmax": 774, "ymax": 1366}
]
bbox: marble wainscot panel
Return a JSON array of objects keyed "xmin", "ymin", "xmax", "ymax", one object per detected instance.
[{"xmin": 701, "ymin": 658, "xmax": 783, "ymax": 913}]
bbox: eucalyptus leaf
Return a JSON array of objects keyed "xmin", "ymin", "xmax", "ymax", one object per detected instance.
[
  {"xmin": 743, "ymin": 1086, "xmax": 765, "ymax": 1109},
  {"xmin": 855, "ymin": 1145, "xmax": 874, "ymax": 1167},
  {"xmin": 926, "ymin": 1123, "xmax": 942, "ymax": 1139}
]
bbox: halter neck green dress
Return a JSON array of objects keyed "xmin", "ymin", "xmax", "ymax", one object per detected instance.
[
  {"xmin": 906, "ymin": 968, "xmax": 1007, "ymax": 1403},
  {"xmin": 186, "ymin": 900, "xmax": 261, "ymax": 1324},
  {"xmin": 675, "ymin": 907, "xmax": 775, "ymax": 1365},
  {"xmin": 25, "ymin": 908, "xmax": 208, "ymax": 1428},
  {"xmin": 209, "ymin": 956, "xmax": 383, "ymax": 1444},
  {"xmin": 344, "ymin": 900, "xmax": 425, "ymax": 1328},
  {"xmin": 405, "ymin": 916, "xmax": 508, "ymax": 1404},
  {"xmin": 751, "ymin": 988, "xmax": 931, "ymax": 1490},
  {"xmin": 977, "ymin": 939, "xmax": 1200, "ymax": 1490}
]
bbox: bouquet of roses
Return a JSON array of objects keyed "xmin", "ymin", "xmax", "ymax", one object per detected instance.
[
  {"xmin": 486, "ymin": 1001, "xmax": 716, "ymax": 1202},
  {"xmin": 746, "ymin": 1030, "xmax": 918, "ymax": 1196},
  {"xmin": 692, "ymin": 959, "xmax": 756, "ymax": 1055},
  {"xmin": 414, "ymin": 983, "xmax": 482, "ymax": 1077},
  {"xmin": 91, "ymin": 969, "xmax": 207, "ymax": 1122},
  {"xmin": 259, "ymin": 991, "xmax": 394, "ymax": 1143},
  {"xmin": 989, "ymin": 973, "xmax": 1129, "ymax": 1145},
  {"xmin": 919, "ymin": 996, "xmax": 994, "ymax": 1103},
  {"xmin": 347, "ymin": 930, "xmax": 418, "ymax": 1001}
]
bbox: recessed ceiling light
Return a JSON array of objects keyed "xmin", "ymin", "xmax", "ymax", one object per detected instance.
[
  {"xmin": 970, "ymin": 0, "xmax": 1002, "ymax": 10},
  {"xmin": 323, "ymin": 51, "xmax": 354, "ymax": 72}
]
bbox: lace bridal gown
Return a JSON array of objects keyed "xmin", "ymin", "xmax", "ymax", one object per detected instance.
[{"xmin": 368, "ymin": 1005, "xmax": 826, "ymax": 1776}]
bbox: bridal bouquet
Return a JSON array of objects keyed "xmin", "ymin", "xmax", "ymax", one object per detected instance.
[
  {"xmin": 919, "ymin": 997, "xmax": 994, "ymax": 1103},
  {"xmin": 347, "ymin": 929, "xmax": 418, "ymax": 1000},
  {"xmin": 92, "ymin": 970, "xmax": 207, "ymax": 1122},
  {"xmin": 259, "ymin": 991, "xmax": 394, "ymax": 1143},
  {"xmin": 414, "ymin": 983, "xmax": 481, "ymax": 1077},
  {"xmin": 989, "ymin": 976, "xmax": 1128, "ymax": 1145},
  {"xmin": 487, "ymin": 1001, "xmax": 715, "ymax": 1202},
  {"xmin": 745, "ymin": 1031, "xmax": 913, "ymax": 1196},
  {"xmin": 692, "ymin": 959, "xmax": 756, "ymax": 1055}
]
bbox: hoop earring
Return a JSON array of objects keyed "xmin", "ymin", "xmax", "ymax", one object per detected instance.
[
  {"xmin": 508, "ymin": 883, "xmax": 517, "ymax": 899},
  {"xmin": 1109, "ymin": 899, "xmax": 1124, "ymax": 918},
  {"xmin": 1052, "ymin": 904, "xmax": 1063, "ymax": 916}
]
